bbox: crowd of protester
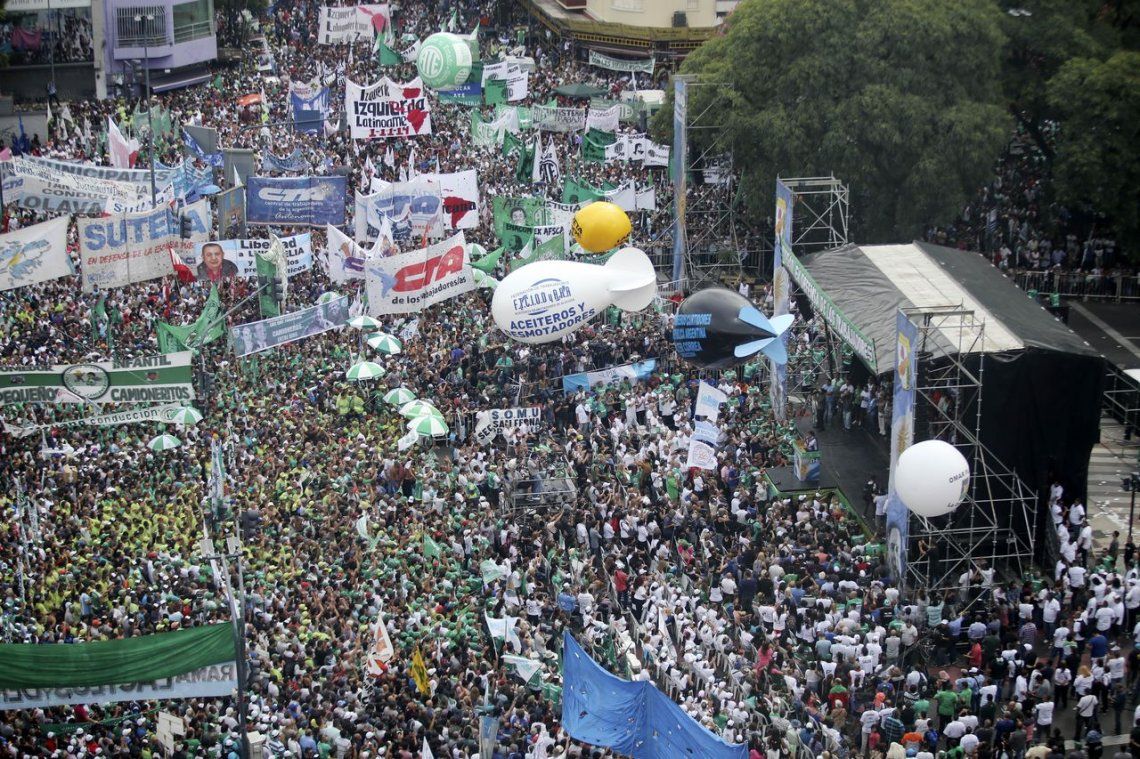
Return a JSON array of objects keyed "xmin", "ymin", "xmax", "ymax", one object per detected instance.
[{"xmin": 0, "ymin": 1, "xmax": 1139, "ymax": 758}]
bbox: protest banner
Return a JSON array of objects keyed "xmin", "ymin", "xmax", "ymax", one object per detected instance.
[
  {"xmin": 532, "ymin": 106, "xmax": 586, "ymax": 132},
  {"xmin": 364, "ymin": 232, "xmax": 473, "ymax": 315},
  {"xmin": 480, "ymin": 60, "xmax": 528, "ymax": 102},
  {"xmin": 180, "ymin": 234, "xmax": 313, "ymax": 280},
  {"xmin": 346, "ymin": 77, "xmax": 433, "ymax": 139},
  {"xmin": 585, "ymin": 104, "xmax": 621, "ymax": 134},
  {"xmin": 78, "ymin": 206, "xmax": 175, "ymax": 292},
  {"xmin": 0, "ymin": 216, "xmax": 72, "ymax": 292},
  {"xmin": 246, "ymin": 176, "xmax": 347, "ymax": 226},
  {"xmin": 230, "ymin": 296, "xmax": 350, "ymax": 357},
  {"xmin": 359, "ymin": 176, "xmax": 442, "ymax": 239},
  {"xmin": 473, "ymin": 407, "xmax": 541, "ymax": 443},
  {"xmin": 0, "ymin": 352, "xmax": 195, "ymax": 406},
  {"xmin": 588, "ymin": 50, "xmax": 655, "ymax": 74},
  {"xmin": 318, "ymin": 3, "xmax": 389, "ymax": 44}
]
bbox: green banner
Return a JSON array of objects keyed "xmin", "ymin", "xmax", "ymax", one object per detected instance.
[
  {"xmin": 582, "ymin": 129, "xmax": 616, "ymax": 163},
  {"xmin": 563, "ymin": 176, "xmax": 605, "ymax": 204},
  {"xmin": 484, "ymin": 78, "xmax": 508, "ymax": 106},
  {"xmin": 0, "ymin": 624, "xmax": 235, "ymax": 690},
  {"xmin": 0, "ymin": 352, "xmax": 195, "ymax": 406},
  {"xmin": 492, "ymin": 196, "xmax": 549, "ymax": 238}
]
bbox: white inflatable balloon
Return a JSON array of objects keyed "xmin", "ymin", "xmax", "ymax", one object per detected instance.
[
  {"xmin": 491, "ymin": 247, "xmax": 655, "ymax": 344},
  {"xmin": 895, "ymin": 439, "xmax": 970, "ymax": 518}
]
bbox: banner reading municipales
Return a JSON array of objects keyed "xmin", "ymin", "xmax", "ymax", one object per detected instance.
[
  {"xmin": 230, "ymin": 296, "xmax": 350, "ymax": 357},
  {"xmin": 180, "ymin": 235, "xmax": 313, "ymax": 280},
  {"xmin": 79, "ymin": 206, "xmax": 175, "ymax": 292},
  {"xmin": 0, "ymin": 352, "xmax": 195, "ymax": 406},
  {"xmin": 317, "ymin": 3, "xmax": 389, "ymax": 44},
  {"xmin": 346, "ymin": 77, "xmax": 433, "ymax": 139},
  {"xmin": 0, "ymin": 216, "xmax": 72, "ymax": 292},
  {"xmin": 246, "ymin": 176, "xmax": 346, "ymax": 227},
  {"xmin": 771, "ymin": 179, "xmax": 793, "ymax": 421},
  {"xmin": 364, "ymin": 232, "xmax": 473, "ymax": 315},
  {"xmin": 0, "ymin": 623, "xmax": 236, "ymax": 711},
  {"xmin": 587, "ymin": 50, "xmax": 655, "ymax": 74},
  {"xmin": 886, "ymin": 309, "xmax": 918, "ymax": 586}
]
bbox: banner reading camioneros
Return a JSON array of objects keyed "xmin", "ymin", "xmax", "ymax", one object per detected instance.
[
  {"xmin": 346, "ymin": 77, "xmax": 433, "ymax": 140},
  {"xmin": 230, "ymin": 296, "xmax": 350, "ymax": 357},
  {"xmin": 364, "ymin": 232, "xmax": 473, "ymax": 316},
  {"xmin": 79, "ymin": 206, "xmax": 176, "ymax": 292},
  {"xmin": 0, "ymin": 352, "xmax": 195, "ymax": 406},
  {"xmin": 0, "ymin": 216, "xmax": 72, "ymax": 292},
  {"xmin": 182, "ymin": 234, "xmax": 313, "ymax": 279},
  {"xmin": 588, "ymin": 50, "xmax": 655, "ymax": 74},
  {"xmin": 245, "ymin": 176, "xmax": 346, "ymax": 227}
]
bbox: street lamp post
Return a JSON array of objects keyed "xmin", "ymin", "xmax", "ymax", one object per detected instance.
[
  {"xmin": 1123, "ymin": 472, "xmax": 1138, "ymax": 548},
  {"xmin": 134, "ymin": 13, "xmax": 158, "ymax": 205}
]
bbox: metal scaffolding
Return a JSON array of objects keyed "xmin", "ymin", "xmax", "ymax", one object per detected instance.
[
  {"xmin": 780, "ymin": 176, "xmax": 849, "ymax": 254},
  {"xmin": 902, "ymin": 306, "xmax": 1038, "ymax": 591}
]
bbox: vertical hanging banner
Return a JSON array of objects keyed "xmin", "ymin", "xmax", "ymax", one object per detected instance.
[
  {"xmin": 671, "ymin": 77, "xmax": 688, "ymax": 288},
  {"xmin": 770, "ymin": 179, "xmax": 793, "ymax": 422},
  {"xmin": 289, "ymin": 81, "xmax": 331, "ymax": 135},
  {"xmin": 346, "ymin": 78, "xmax": 433, "ymax": 140},
  {"xmin": 79, "ymin": 206, "xmax": 175, "ymax": 292},
  {"xmin": 217, "ymin": 186, "xmax": 246, "ymax": 240},
  {"xmin": 245, "ymin": 176, "xmax": 347, "ymax": 226},
  {"xmin": 364, "ymin": 232, "xmax": 473, "ymax": 315},
  {"xmin": 886, "ymin": 309, "xmax": 918, "ymax": 586},
  {"xmin": 317, "ymin": 3, "xmax": 390, "ymax": 44}
]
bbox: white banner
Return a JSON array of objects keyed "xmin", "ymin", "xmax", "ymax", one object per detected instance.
[
  {"xmin": 3, "ymin": 175, "xmax": 105, "ymax": 215},
  {"xmin": 435, "ymin": 169, "xmax": 480, "ymax": 230},
  {"xmin": 182, "ymin": 234, "xmax": 313, "ymax": 279},
  {"xmin": 13, "ymin": 157, "xmax": 146, "ymax": 202},
  {"xmin": 365, "ymin": 232, "xmax": 472, "ymax": 315},
  {"xmin": 360, "ymin": 175, "xmax": 442, "ymax": 240},
  {"xmin": 0, "ymin": 216, "xmax": 72, "ymax": 292},
  {"xmin": 685, "ymin": 439, "xmax": 717, "ymax": 470},
  {"xmin": 326, "ymin": 224, "xmax": 367, "ymax": 283},
  {"xmin": 588, "ymin": 50, "xmax": 655, "ymax": 74},
  {"xmin": 481, "ymin": 60, "xmax": 529, "ymax": 102},
  {"xmin": 602, "ymin": 182, "xmax": 637, "ymax": 213},
  {"xmin": 586, "ymin": 105, "xmax": 621, "ymax": 134},
  {"xmin": 317, "ymin": 4, "xmax": 390, "ymax": 44},
  {"xmin": 397, "ymin": 428, "xmax": 419, "ymax": 451},
  {"xmin": 78, "ymin": 206, "xmax": 175, "ymax": 292},
  {"xmin": 2, "ymin": 403, "xmax": 189, "ymax": 437},
  {"xmin": 346, "ymin": 77, "xmax": 433, "ymax": 139},
  {"xmin": 474, "ymin": 407, "xmax": 541, "ymax": 443},
  {"xmin": 365, "ymin": 610, "xmax": 396, "ymax": 675},
  {"xmin": 532, "ymin": 106, "xmax": 586, "ymax": 132},
  {"xmin": 103, "ymin": 187, "xmax": 176, "ymax": 216},
  {"xmin": 635, "ymin": 185, "xmax": 657, "ymax": 211},
  {"xmin": 0, "ymin": 663, "xmax": 237, "ymax": 711},
  {"xmin": 695, "ymin": 381, "xmax": 727, "ymax": 421}
]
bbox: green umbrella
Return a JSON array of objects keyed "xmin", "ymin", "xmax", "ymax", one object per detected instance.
[
  {"xmin": 384, "ymin": 387, "xmax": 417, "ymax": 405},
  {"xmin": 554, "ymin": 82, "xmax": 606, "ymax": 98},
  {"xmin": 400, "ymin": 400, "xmax": 443, "ymax": 419},
  {"xmin": 318, "ymin": 291, "xmax": 340, "ymax": 305},
  {"xmin": 365, "ymin": 332, "xmax": 403, "ymax": 355},
  {"xmin": 408, "ymin": 415, "xmax": 449, "ymax": 437},
  {"xmin": 167, "ymin": 406, "xmax": 203, "ymax": 426},
  {"xmin": 347, "ymin": 315, "xmax": 382, "ymax": 330},
  {"xmin": 346, "ymin": 361, "xmax": 386, "ymax": 381},
  {"xmin": 147, "ymin": 434, "xmax": 182, "ymax": 452}
]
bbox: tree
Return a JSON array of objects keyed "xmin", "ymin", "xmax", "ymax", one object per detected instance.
[
  {"xmin": 1047, "ymin": 51, "xmax": 1140, "ymax": 254},
  {"xmin": 652, "ymin": 0, "xmax": 1011, "ymax": 243}
]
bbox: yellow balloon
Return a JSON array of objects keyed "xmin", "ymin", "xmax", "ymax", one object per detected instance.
[{"xmin": 571, "ymin": 201, "xmax": 632, "ymax": 253}]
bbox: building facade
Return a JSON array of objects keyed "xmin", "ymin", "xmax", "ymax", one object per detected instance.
[{"xmin": 95, "ymin": 0, "xmax": 217, "ymax": 98}]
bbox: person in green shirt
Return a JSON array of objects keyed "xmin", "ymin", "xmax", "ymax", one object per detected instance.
[{"xmin": 934, "ymin": 684, "xmax": 960, "ymax": 728}]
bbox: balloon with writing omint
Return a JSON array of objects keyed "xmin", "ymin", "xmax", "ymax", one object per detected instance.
[
  {"xmin": 491, "ymin": 247, "xmax": 655, "ymax": 344},
  {"xmin": 672, "ymin": 287, "xmax": 794, "ymax": 370}
]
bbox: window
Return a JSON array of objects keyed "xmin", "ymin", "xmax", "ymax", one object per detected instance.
[
  {"xmin": 115, "ymin": 6, "xmax": 167, "ymax": 47},
  {"xmin": 172, "ymin": 0, "xmax": 212, "ymax": 42}
]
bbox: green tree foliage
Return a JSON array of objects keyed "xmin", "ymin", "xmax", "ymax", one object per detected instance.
[
  {"xmin": 1047, "ymin": 51, "xmax": 1140, "ymax": 253},
  {"xmin": 652, "ymin": 0, "xmax": 1012, "ymax": 242}
]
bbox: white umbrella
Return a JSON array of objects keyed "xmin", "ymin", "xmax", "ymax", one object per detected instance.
[
  {"xmin": 400, "ymin": 400, "xmax": 442, "ymax": 419},
  {"xmin": 365, "ymin": 332, "xmax": 403, "ymax": 355},
  {"xmin": 408, "ymin": 415, "xmax": 449, "ymax": 437},
  {"xmin": 167, "ymin": 406, "xmax": 203, "ymax": 426},
  {"xmin": 384, "ymin": 387, "xmax": 417, "ymax": 405},
  {"xmin": 346, "ymin": 361, "xmax": 386, "ymax": 380},
  {"xmin": 147, "ymin": 434, "xmax": 182, "ymax": 452},
  {"xmin": 347, "ymin": 315, "xmax": 382, "ymax": 330}
]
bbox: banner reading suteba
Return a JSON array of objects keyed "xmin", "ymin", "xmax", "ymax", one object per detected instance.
[{"xmin": 79, "ymin": 206, "xmax": 175, "ymax": 292}]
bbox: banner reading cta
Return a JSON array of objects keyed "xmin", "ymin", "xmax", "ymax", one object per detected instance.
[
  {"xmin": 79, "ymin": 206, "xmax": 175, "ymax": 292},
  {"xmin": 364, "ymin": 232, "xmax": 474, "ymax": 315},
  {"xmin": 230, "ymin": 296, "xmax": 350, "ymax": 357},
  {"xmin": 346, "ymin": 77, "xmax": 433, "ymax": 139},
  {"xmin": 0, "ymin": 352, "xmax": 195, "ymax": 405},
  {"xmin": 183, "ymin": 234, "xmax": 313, "ymax": 280},
  {"xmin": 246, "ymin": 176, "xmax": 346, "ymax": 227}
]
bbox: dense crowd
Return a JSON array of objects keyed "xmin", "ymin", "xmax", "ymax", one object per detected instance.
[{"xmin": 1, "ymin": 2, "xmax": 1139, "ymax": 759}]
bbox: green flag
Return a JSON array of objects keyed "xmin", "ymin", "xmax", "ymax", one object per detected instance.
[
  {"xmin": 157, "ymin": 285, "xmax": 225, "ymax": 353},
  {"xmin": 256, "ymin": 238, "xmax": 287, "ymax": 318},
  {"xmin": 91, "ymin": 292, "xmax": 107, "ymax": 342},
  {"xmin": 562, "ymin": 176, "xmax": 604, "ymax": 204},
  {"xmin": 423, "ymin": 533, "xmax": 444, "ymax": 559},
  {"xmin": 492, "ymin": 196, "xmax": 548, "ymax": 238},
  {"xmin": 377, "ymin": 40, "xmax": 403, "ymax": 66},
  {"xmin": 582, "ymin": 129, "xmax": 616, "ymax": 163},
  {"xmin": 484, "ymin": 78, "xmax": 508, "ymax": 106},
  {"xmin": 472, "ymin": 245, "xmax": 504, "ymax": 273},
  {"xmin": 514, "ymin": 141, "xmax": 535, "ymax": 183}
]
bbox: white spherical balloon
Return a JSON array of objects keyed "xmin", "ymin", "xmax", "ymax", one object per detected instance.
[{"xmin": 895, "ymin": 439, "xmax": 970, "ymax": 518}]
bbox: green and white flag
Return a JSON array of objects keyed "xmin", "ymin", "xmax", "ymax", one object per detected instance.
[
  {"xmin": 502, "ymin": 655, "xmax": 543, "ymax": 685},
  {"xmin": 423, "ymin": 532, "xmax": 445, "ymax": 559}
]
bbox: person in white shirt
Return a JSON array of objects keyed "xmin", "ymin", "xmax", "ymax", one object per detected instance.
[{"xmin": 1034, "ymin": 699, "xmax": 1055, "ymax": 729}]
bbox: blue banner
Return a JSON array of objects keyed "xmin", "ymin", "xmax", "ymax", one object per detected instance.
[
  {"xmin": 886, "ymin": 309, "xmax": 918, "ymax": 586},
  {"xmin": 670, "ymin": 77, "xmax": 688, "ymax": 287},
  {"xmin": 290, "ymin": 87, "xmax": 330, "ymax": 135},
  {"xmin": 561, "ymin": 359, "xmax": 657, "ymax": 394},
  {"xmin": 261, "ymin": 148, "xmax": 310, "ymax": 174},
  {"xmin": 770, "ymin": 179, "xmax": 793, "ymax": 421},
  {"xmin": 182, "ymin": 128, "xmax": 223, "ymax": 168},
  {"xmin": 439, "ymin": 80, "xmax": 483, "ymax": 106},
  {"xmin": 246, "ymin": 176, "xmax": 347, "ymax": 227}
]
